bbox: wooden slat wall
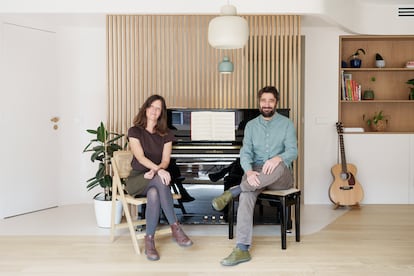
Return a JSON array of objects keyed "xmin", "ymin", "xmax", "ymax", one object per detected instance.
[{"xmin": 107, "ymin": 15, "xmax": 302, "ymax": 189}]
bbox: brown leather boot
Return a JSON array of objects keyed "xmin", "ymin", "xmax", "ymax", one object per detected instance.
[
  {"xmin": 170, "ymin": 222, "xmax": 193, "ymax": 247},
  {"xmin": 144, "ymin": 235, "xmax": 160, "ymax": 261}
]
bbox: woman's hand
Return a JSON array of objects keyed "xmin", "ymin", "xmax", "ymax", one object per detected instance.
[
  {"xmin": 144, "ymin": 169, "xmax": 156, "ymax": 179},
  {"xmin": 157, "ymin": 169, "xmax": 171, "ymax": 185}
]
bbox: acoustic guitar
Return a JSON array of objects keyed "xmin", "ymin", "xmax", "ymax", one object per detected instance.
[{"xmin": 329, "ymin": 122, "xmax": 364, "ymax": 208}]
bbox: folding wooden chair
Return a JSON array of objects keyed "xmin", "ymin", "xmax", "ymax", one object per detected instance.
[{"xmin": 110, "ymin": 150, "xmax": 181, "ymax": 254}]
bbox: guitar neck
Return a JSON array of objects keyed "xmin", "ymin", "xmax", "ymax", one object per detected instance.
[{"xmin": 339, "ymin": 133, "xmax": 348, "ymax": 173}]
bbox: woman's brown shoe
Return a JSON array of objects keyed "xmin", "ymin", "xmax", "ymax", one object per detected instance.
[
  {"xmin": 144, "ymin": 235, "xmax": 160, "ymax": 261},
  {"xmin": 171, "ymin": 222, "xmax": 193, "ymax": 247}
]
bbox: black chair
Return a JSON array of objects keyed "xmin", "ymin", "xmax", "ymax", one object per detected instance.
[{"xmin": 227, "ymin": 187, "xmax": 301, "ymax": 249}]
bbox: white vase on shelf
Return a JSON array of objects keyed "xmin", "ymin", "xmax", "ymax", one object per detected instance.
[{"xmin": 375, "ymin": 60, "xmax": 385, "ymax": 68}]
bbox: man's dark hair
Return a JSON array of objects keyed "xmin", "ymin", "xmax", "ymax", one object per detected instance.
[{"xmin": 257, "ymin": 86, "xmax": 280, "ymax": 101}]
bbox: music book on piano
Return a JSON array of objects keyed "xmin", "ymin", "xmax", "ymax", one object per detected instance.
[{"xmin": 190, "ymin": 111, "xmax": 235, "ymax": 141}]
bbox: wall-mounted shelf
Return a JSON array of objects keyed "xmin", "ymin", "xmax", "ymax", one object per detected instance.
[{"xmin": 339, "ymin": 35, "xmax": 414, "ymax": 133}]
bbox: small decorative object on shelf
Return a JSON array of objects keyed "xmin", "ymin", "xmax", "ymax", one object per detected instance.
[
  {"xmin": 375, "ymin": 53, "xmax": 385, "ymax": 68},
  {"xmin": 407, "ymin": 78, "xmax": 414, "ymax": 100},
  {"xmin": 406, "ymin": 61, "xmax": 414, "ymax": 68},
  {"xmin": 349, "ymin": 48, "xmax": 365, "ymax": 68},
  {"xmin": 363, "ymin": 76, "xmax": 376, "ymax": 100},
  {"xmin": 364, "ymin": 110, "xmax": 388, "ymax": 132},
  {"xmin": 363, "ymin": 90, "xmax": 374, "ymax": 100}
]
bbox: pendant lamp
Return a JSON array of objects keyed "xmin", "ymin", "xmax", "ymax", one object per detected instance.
[
  {"xmin": 208, "ymin": 4, "xmax": 249, "ymax": 49},
  {"xmin": 218, "ymin": 56, "xmax": 234, "ymax": 74}
]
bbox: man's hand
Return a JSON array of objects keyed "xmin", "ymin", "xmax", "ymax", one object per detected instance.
[
  {"xmin": 246, "ymin": 170, "xmax": 261, "ymax": 187},
  {"xmin": 157, "ymin": 169, "xmax": 171, "ymax": 185},
  {"xmin": 262, "ymin": 157, "xmax": 282, "ymax": 175}
]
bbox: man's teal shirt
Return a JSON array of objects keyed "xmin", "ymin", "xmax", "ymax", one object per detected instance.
[{"xmin": 240, "ymin": 112, "xmax": 298, "ymax": 172}]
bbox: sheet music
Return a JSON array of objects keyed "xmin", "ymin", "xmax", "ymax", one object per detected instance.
[{"xmin": 191, "ymin": 111, "xmax": 235, "ymax": 141}]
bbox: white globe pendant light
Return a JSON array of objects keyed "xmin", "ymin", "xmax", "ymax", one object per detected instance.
[{"xmin": 208, "ymin": 4, "xmax": 249, "ymax": 49}]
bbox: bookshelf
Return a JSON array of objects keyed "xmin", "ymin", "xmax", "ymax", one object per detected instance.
[{"xmin": 339, "ymin": 35, "xmax": 414, "ymax": 133}]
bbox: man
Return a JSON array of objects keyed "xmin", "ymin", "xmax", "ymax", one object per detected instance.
[{"xmin": 211, "ymin": 86, "xmax": 298, "ymax": 266}]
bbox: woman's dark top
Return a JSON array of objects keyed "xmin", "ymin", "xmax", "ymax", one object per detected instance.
[{"xmin": 127, "ymin": 126, "xmax": 175, "ymax": 172}]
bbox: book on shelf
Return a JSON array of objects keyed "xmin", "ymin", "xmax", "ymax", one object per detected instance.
[{"xmin": 341, "ymin": 72, "xmax": 361, "ymax": 101}]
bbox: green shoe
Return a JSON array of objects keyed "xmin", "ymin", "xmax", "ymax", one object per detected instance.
[
  {"xmin": 212, "ymin": 190, "xmax": 233, "ymax": 211},
  {"xmin": 220, "ymin": 248, "xmax": 251, "ymax": 266}
]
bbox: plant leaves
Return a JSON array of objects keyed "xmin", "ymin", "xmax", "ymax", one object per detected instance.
[{"xmin": 83, "ymin": 121, "xmax": 125, "ymax": 198}]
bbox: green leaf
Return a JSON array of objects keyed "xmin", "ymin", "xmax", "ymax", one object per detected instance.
[
  {"xmin": 86, "ymin": 178, "xmax": 101, "ymax": 190},
  {"xmin": 97, "ymin": 122, "xmax": 107, "ymax": 143},
  {"xmin": 100, "ymin": 175, "xmax": 112, "ymax": 188},
  {"xmin": 357, "ymin": 48, "xmax": 366, "ymax": 55},
  {"xmin": 107, "ymin": 134, "xmax": 124, "ymax": 144},
  {"xmin": 86, "ymin": 176, "xmax": 97, "ymax": 182},
  {"xmin": 90, "ymin": 151, "xmax": 103, "ymax": 162},
  {"xmin": 406, "ymin": 79, "xmax": 414, "ymax": 86},
  {"xmin": 86, "ymin": 129, "xmax": 98, "ymax": 134},
  {"xmin": 92, "ymin": 145, "xmax": 104, "ymax": 152}
]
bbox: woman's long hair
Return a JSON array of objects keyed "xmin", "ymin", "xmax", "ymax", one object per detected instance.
[{"xmin": 133, "ymin": 94, "xmax": 169, "ymax": 136}]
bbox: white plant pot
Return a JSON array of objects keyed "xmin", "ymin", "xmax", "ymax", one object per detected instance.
[
  {"xmin": 94, "ymin": 198, "xmax": 123, "ymax": 228},
  {"xmin": 375, "ymin": 60, "xmax": 385, "ymax": 68}
]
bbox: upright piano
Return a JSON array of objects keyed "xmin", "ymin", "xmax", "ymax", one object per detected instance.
[{"xmin": 168, "ymin": 108, "xmax": 289, "ymax": 184}]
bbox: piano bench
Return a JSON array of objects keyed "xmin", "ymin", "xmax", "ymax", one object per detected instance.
[{"xmin": 227, "ymin": 188, "xmax": 301, "ymax": 250}]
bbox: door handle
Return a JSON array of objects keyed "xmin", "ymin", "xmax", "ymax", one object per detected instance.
[{"xmin": 50, "ymin": 117, "xmax": 59, "ymax": 130}]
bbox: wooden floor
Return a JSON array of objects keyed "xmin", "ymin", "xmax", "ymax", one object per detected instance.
[{"xmin": 0, "ymin": 205, "xmax": 413, "ymax": 275}]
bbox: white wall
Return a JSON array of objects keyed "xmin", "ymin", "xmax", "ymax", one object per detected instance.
[
  {"xmin": 56, "ymin": 22, "xmax": 107, "ymax": 204},
  {"xmin": 301, "ymin": 25, "xmax": 349, "ymax": 204}
]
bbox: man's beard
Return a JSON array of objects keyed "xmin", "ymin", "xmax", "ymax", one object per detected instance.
[{"xmin": 260, "ymin": 107, "xmax": 276, "ymax": 118}]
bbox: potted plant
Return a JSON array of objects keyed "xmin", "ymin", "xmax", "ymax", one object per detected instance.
[
  {"xmin": 83, "ymin": 122, "xmax": 125, "ymax": 228},
  {"xmin": 349, "ymin": 48, "xmax": 365, "ymax": 68},
  {"xmin": 406, "ymin": 78, "xmax": 414, "ymax": 100},
  {"xmin": 365, "ymin": 110, "xmax": 388, "ymax": 132},
  {"xmin": 363, "ymin": 76, "xmax": 376, "ymax": 100},
  {"xmin": 375, "ymin": 53, "xmax": 385, "ymax": 68}
]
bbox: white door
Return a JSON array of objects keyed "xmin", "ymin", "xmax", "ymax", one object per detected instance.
[{"xmin": 0, "ymin": 22, "xmax": 59, "ymax": 218}]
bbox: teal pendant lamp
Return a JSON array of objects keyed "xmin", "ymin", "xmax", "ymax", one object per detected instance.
[{"xmin": 218, "ymin": 56, "xmax": 234, "ymax": 74}]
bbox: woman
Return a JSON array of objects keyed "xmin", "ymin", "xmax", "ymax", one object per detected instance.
[{"xmin": 126, "ymin": 94, "xmax": 193, "ymax": 261}]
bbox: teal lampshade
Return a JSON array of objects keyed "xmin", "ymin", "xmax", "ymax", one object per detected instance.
[{"xmin": 218, "ymin": 56, "xmax": 234, "ymax": 74}]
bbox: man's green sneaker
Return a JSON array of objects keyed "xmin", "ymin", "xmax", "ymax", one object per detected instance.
[
  {"xmin": 220, "ymin": 247, "xmax": 251, "ymax": 266},
  {"xmin": 211, "ymin": 190, "xmax": 233, "ymax": 211}
]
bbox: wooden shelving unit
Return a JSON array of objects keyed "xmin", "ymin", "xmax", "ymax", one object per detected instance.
[{"xmin": 339, "ymin": 35, "xmax": 414, "ymax": 133}]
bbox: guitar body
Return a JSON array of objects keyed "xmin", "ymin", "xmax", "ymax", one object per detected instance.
[
  {"xmin": 330, "ymin": 122, "xmax": 364, "ymax": 207},
  {"xmin": 329, "ymin": 163, "xmax": 364, "ymax": 206}
]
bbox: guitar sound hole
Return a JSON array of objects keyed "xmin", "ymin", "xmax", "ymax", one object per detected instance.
[{"xmin": 340, "ymin": 172, "xmax": 348, "ymax": 180}]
